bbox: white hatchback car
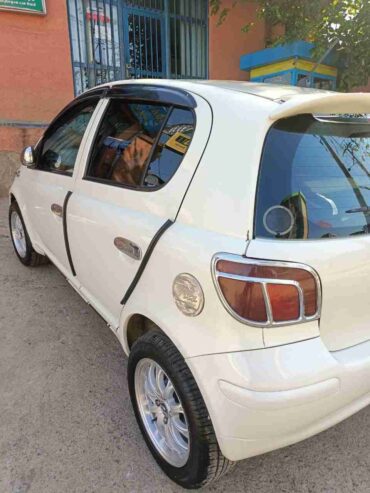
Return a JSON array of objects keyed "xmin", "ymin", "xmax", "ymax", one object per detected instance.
[{"xmin": 9, "ymin": 80, "xmax": 370, "ymax": 489}]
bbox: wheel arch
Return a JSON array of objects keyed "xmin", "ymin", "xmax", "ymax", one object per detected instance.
[{"xmin": 124, "ymin": 313, "xmax": 168, "ymax": 353}]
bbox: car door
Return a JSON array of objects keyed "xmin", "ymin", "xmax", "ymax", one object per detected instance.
[
  {"xmin": 67, "ymin": 85, "xmax": 212, "ymax": 329},
  {"xmin": 22, "ymin": 96, "xmax": 101, "ymax": 276}
]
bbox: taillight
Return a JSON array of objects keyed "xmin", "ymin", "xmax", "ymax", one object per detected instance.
[{"xmin": 212, "ymin": 253, "xmax": 321, "ymax": 327}]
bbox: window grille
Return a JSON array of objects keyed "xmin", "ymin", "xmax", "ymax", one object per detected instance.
[{"xmin": 67, "ymin": 0, "xmax": 208, "ymax": 95}]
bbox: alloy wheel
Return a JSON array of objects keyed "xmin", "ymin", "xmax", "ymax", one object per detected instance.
[
  {"xmin": 10, "ymin": 210, "xmax": 27, "ymax": 258},
  {"xmin": 134, "ymin": 358, "xmax": 190, "ymax": 468}
]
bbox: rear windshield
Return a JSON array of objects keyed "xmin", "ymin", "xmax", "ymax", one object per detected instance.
[{"xmin": 255, "ymin": 115, "xmax": 370, "ymax": 239}]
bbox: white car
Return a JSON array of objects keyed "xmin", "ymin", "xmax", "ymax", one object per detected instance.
[{"xmin": 9, "ymin": 80, "xmax": 370, "ymax": 489}]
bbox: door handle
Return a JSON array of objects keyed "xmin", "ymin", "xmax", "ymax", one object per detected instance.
[
  {"xmin": 51, "ymin": 203, "xmax": 63, "ymax": 217},
  {"xmin": 114, "ymin": 237, "xmax": 142, "ymax": 260}
]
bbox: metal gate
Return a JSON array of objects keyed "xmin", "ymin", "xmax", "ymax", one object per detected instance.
[
  {"xmin": 123, "ymin": 3, "xmax": 167, "ymax": 78},
  {"xmin": 67, "ymin": 0, "xmax": 208, "ymax": 95}
]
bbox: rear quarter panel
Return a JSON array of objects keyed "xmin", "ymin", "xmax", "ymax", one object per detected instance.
[{"xmin": 120, "ymin": 223, "xmax": 264, "ymax": 358}]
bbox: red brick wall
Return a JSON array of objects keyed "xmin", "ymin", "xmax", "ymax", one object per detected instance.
[
  {"xmin": 0, "ymin": 2, "xmax": 74, "ymax": 154},
  {"xmin": 0, "ymin": 127, "xmax": 44, "ymax": 153},
  {"xmin": 209, "ymin": 0, "xmax": 266, "ymax": 80},
  {"xmin": 0, "ymin": 2, "xmax": 74, "ymax": 124}
]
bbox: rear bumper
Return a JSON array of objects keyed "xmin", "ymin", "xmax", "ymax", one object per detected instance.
[{"xmin": 186, "ymin": 337, "xmax": 370, "ymax": 461}]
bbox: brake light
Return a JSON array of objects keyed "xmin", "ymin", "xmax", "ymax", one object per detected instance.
[{"xmin": 212, "ymin": 254, "xmax": 321, "ymax": 327}]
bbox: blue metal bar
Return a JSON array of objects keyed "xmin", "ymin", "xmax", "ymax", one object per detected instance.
[
  {"xmin": 95, "ymin": 0, "xmax": 104, "ymax": 80},
  {"xmin": 108, "ymin": 0, "xmax": 117, "ymax": 78},
  {"xmin": 143, "ymin": 9, "xmax": 147, "ymax": 75},
  {"xmin": 74, "ymin": 0, "xmax": 85, "ymax": 92},
  {"xmin": 155, "ymin": 14, "xmax": 159, "ymax": 74},
  {"xmin": 132, "ymin": 13, "xmax": 137, "ymax": 76},
  {"xmin": 104, "ymin": 0, "xmax": 111, "ymax": 70},
  {"xmin": 174, "ymin": 0, "xmax": 178, "ymax": 78},
  {"xmin": 189, "ymin": 0, "xmax": 193, "ymax": 77},
  {"xmin": 197, "ymin": 0, "xmax": 201, "ymax": 77},
  {"xmin": 149, "ymin": 0, "xmax": 154, "ymax": 77},
  {"xmin": 185, "ymin": 0, "xmax": 189, "ymax": 77},
  {"xmin": 87, "ymin": 0, "xmax": 97, "ymax": 87},
  {"xmin": 138, "ymin": 13, "xmax": 143, "ymax": 76},
  {"xmin": 164, "ymin": 0, "xmax": 170, "ymax": 78},
  {"xmin": 102, "ymin": 0, "xmax": 111, "ymax": 78},
  {"xmin": 66, "ymin": 0, "xmax": 79, "ymax": 95},
  {"xmin": 116, "ymin": 0, "xmax": 126, "ymax": 79}
]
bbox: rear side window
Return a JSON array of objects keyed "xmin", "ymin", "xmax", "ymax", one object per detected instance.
[
  {"xmin": 255, "ymin": 115, "xmax": 370, "ymax": 239},
  {"xmin": 145, "ymin": 108, "xmax": 195, "ymax": 187},
  {"xmin": 86, "ymin": 99, "xmax": 195, "ymax": 189}
]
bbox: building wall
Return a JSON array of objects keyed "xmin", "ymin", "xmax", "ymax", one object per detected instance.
[
  {"xmin": 0, "ymin": 2, "xmax": 74, "ymax": 154},
  {"xmin": 209, "ymin": 0, "xmax": 265, "ymax": 80}
]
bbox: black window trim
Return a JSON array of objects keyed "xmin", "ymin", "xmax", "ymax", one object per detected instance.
[
  {"xmin": 82, "ymin": 96, "xmax": 197, "ymax": 193},
  {"xmin": 105, "ymin": 84, "xmax": 197, "ymax": 109},
  {"xmin": 253, "ymin": 119, "xmax": 278, "ymax": 240},
  {"xmin": 34, "ymin": 95, "xmax": 101, "ymax": 177}
]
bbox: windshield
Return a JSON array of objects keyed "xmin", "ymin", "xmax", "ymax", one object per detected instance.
[{"xmin": 255, "ymin": 115, "xmax": 370, "ymax": 240}]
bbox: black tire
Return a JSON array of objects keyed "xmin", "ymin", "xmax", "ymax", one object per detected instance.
[
  {"xmin": 128, "ymin": 331, "xmax": 234, "ymax": 489},
  {"xmin": 9, "ymin": 201, "xmax": 49, "ymax": 267}
]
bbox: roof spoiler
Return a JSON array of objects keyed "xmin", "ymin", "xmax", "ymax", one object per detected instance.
[{"xmin": 269, "ymin": 92, "xmax": 370, "ymax": 121}]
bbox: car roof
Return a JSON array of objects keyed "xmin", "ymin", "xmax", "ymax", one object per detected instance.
[
  {"xmin": 86, "ymin": 79, "xmax": 370, "ymax": 122},
  {"xmin": 178, "ymin": 80, "xmax": 335, "ymax": 102},
  {"xmin": 106, "ymin": 79, "xmax": 335, "ymax": 103}
]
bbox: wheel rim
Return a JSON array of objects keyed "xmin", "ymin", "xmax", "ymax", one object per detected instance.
[
  {"xmin": 10, "ymin": 211, "xmax": 27, "ymax": 258},
  {"xmin": 134, "ymin": 358, "xmax": 190, "ymax": 468}
]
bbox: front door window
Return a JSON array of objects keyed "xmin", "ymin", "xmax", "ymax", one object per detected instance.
[{"xmin": 37, "ymin": 99, "xmax": 99, "ymax": 175}]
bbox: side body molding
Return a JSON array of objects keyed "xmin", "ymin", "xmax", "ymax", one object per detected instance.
[
  {"xmin": 121, "ymin": 219, "xmax": 174, "ymax": 305},
  {"xmin": 62, "ymin": 191, "xmax": 76, "ymax": 277}
]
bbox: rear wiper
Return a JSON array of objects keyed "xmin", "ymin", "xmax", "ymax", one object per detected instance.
[{"xmin": 346, "ymin": 206, "xmax": 370, "ymax": 214}]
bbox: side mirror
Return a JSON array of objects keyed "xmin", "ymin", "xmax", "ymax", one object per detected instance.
[{"xmin": 21, "ymin": 146, "xmax": 36, "ymax": 167}]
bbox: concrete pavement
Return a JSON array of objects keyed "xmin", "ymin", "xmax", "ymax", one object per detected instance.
[{"xmin": 1, "ymin": 197, "xmax": 370, "ymax": 492}]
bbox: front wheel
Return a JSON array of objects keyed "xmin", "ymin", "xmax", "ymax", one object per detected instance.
[
  {"xmin": 128, "ymin": 331, "xmax": 234, "ymax": 489},
  {"xmin": 9, "ymin": 201, "xmax": 49, "ymax": 267}
]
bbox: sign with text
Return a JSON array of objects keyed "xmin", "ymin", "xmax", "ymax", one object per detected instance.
[{"xmin": 0, "ymin": 0, "xmax": 46, "ymax": 14}]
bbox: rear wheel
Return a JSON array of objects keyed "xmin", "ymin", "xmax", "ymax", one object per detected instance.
[
  {"xmin": 9, "ymin": 201, "xmax": 49, "ymax": 267},
  {"xmin": 128, "ymin": 331, "xmax": 234, "ymax": 489}
]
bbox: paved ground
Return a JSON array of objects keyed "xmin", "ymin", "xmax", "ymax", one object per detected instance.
[{"xmin": 2, "ymin": 197, "xmax": 370, "ymax": 493}]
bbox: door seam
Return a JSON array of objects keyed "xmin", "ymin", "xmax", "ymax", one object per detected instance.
[{"xmin": 120, "ymin": 219, "xmax": 174, "ymax": 305}]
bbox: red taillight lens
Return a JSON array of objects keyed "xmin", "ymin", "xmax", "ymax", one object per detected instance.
[
  {"xmin": 218, "ymin": 278, "xmax": 268, "ymax": 322},
  {"xmin": 266, "ymin": 284, "xmax": 300, "ymax": 322},
  {"xmin": 213, "ymin": 256, "xmax": 320, "ymax": 326}
]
